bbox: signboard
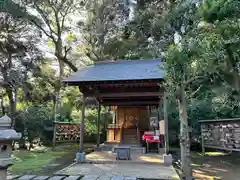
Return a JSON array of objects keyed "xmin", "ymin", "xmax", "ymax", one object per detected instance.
[
  {"xmin": 159, "ymin": 120, "xmax": 165, "ymax": 135},
  {"xmin": 150, "ymin": 116, "xmax": 158, "ymax": 129},
  {"xmin": 154, "ymin": 136, "xmax": 159, "ymax": 140}
]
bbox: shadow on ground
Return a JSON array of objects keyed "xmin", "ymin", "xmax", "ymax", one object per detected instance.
[{"xmin": 172, "ymin": 148, "xmax": 240, "ymax": 180}]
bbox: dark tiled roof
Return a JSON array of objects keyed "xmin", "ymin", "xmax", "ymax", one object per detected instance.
[{"xmin": 63, "ymin": 59, "xmax": 164, "ymax": 83}]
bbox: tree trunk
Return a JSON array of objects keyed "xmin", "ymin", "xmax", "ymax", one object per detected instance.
[
  {"xmin": 6, "ymin": 88, "xmax": 16, "ymax": 118},
  {"xmin": 0, "ymin": 95, "xmax": 5, "ymax": 115},
  {"xmin": 178, "ymin": 87, "xmax": 192, "ymax": 180},
  {"xmin": 53, "ymin": 92, "xmax": 59, "ymax": 122},
  {"xmin": 54, "ymin": 39, "xmax": 64, "ymax": 123},
  {"xmin": 22, "ymin": 68, "xmax": 29, "ymax": 104}
]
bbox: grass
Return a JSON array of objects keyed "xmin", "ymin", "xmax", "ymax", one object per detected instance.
[
  {"xmin": 9, "ymin": 143, "xmax": 94, "ymax": 174},
  {"xmin": 10, "ymin": 149, "xmax": 67, "ymax": 173}
]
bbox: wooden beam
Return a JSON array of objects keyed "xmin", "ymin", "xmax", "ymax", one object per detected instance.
[
  {"xmin": 65, "ymin": 79, "xmax": 163, "ymax": 86},
  {"xmin": 102, "ymin": 101, "xmax": 159, "ymax": 106},
  {"xmin": 100, "ymin": 92, "xmax": 162, "ymax": 98}
]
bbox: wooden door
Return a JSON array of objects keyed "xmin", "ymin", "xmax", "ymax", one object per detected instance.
[{"xmin": 124, "ymin": 107, "xmax": 139, "ymax": 128}]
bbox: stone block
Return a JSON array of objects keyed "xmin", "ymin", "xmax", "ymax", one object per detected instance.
[
  {"xmin": 111, "ymin": 176, "xmax": 124, "ymax": 180},
  {"xmin": 124, "ymin": 176, "xmax": 137, "ymax": 180},
  {"xmin": 81, "ymin": 175, "xmax": 99, "ymax": 180},
  {"xmin": 76, "ymin": 152, "xmax": 85, "ymax": 163},
  {"xmin": 7, "ymin": 175, "xmax": 20, "ymax": 179},
  {"xmin": 142, "ymin": 147, "xmax": 146, "ymax": 154},
  {"xmin": 64, "ymin": 176, "xmax": 81, "ymax": 180},
  {"xmin": 98, "ymin": 175, "xmax": 111, "ymax": 180},
  {"xmin": 18, "ymin": 175, "xmax": 37, "ymax": 180},
  {"xmin": 48, "ymin": 176, "xmax": 66, "ymax": 180},
  {"xmin": 32, "ymin": 176, "xmax": 49, "ymax": 180},
  {"xmin": 163, "ymin": 154, "xmax": 172, "ymax": 166}
]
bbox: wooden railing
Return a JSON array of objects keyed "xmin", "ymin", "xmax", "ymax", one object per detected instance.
[{"xmin": 107, "ymin": 124, "xmax": 122, "ymax": 129}]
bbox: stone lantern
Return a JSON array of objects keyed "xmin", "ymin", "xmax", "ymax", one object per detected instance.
[{"xmin": 0, "ymin": 115, "xmax": 21, "ymax": 179}]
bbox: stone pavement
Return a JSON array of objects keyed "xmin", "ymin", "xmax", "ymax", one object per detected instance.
[
  {"xmin": 7, "ymin": 175, "xmax": 137, "ymax": 180},
  {"xmin": 56, "ymin": 163, "xmax": 179, "ymax": 180},
  {"xmin": 54, "ymin": 151, "xmax": 179, "ymax": 180},
  {"xmin": 8, "ymin": 152, "xmax": 179, "ymax": 180},
  {"xmin": 85, "ymin": 151, "xmax": 163, "ymax": 165}
]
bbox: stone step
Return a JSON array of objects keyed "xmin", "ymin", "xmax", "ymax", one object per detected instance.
[
  {"xmin": 18, "ymin": 175, "xmax": 37, "ymax": 180},
  {"xmin": 123, "ymin": 135, "xmax": 137, "ymax": 137},
  {"xmin": 64, "ymin": 176, "xmax": 81, "ymax": 180},
  {"xmin": 48, "ymin": 176, "xmax": 66, "ymax": 180},
  {"xmin": 11, "ymin": 175, "xmax": 136, "ymax": 180},
  {"xmin": 33, "ymin": 176, "xmax": 50, "ymax": 180},
  {"xmin": 124, "ymin": 138, "xmax": 137, "ymax": 141},
  {"xmin": 123, "ymin": 132, "xmax": 136, "ymax": 135}
]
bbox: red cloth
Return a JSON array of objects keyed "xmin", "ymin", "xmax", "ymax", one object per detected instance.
[{"xmin": 142, "ymin": 134, "xmax": 160, "ymax": 143}]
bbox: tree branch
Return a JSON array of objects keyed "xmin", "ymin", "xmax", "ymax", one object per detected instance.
[
  {"xmin": 184, "ymin": 75, "xmax": 205, "ymax": 87},
  {"xmin": 58, "ymin": 56, "xmax": 78, "ymax": 72},
  {"xmin": 52, "ymin": 6, "xmax": 61, "ymax": 37},
  {"xmin": 189, "ymin": 85, "xmax": 202, "ymax": 98},
  {"xmin": 64, "ymin": 46, "xmax": 72, "ymax": 59},
  {"xmin": 83, "ymin": 36, "xmax": 100, "ymax": 60},
  {"xmin": 30, "ymin": 19, "xmax": 55, "ymax": 41},
  {"xmin": 60, "ymin": 4, "xmax": 72, "ymax": 31},
  {"xmin": 34, "ymin": 3, "xmax": 58, "ymax": 37}
]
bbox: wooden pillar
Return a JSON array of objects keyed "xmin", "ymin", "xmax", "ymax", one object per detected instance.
[
  {"xmin": 52, "ymin": 122, "xmax": 57, "ymax": 148},
  {"xmin": 163, "ymin": 92, "xmax": 169, "ymax": 154},
  {"xmin": 113, "ymin": 109, "xmax": 116, "ymax": 141},
  {"xmin": 97, "ymin": 103, "xmax": 101, "ymax": 147},
  {"xmin": 201, "ymin": 123, "xmax": 205, "ymax": 153},
  {"xmin": 158, "ymin": 97, "xmax": 164, "ymax": 148},
  {"xmin": 79, "ymin": 95, "xmax": 86, "ymax": 153}
]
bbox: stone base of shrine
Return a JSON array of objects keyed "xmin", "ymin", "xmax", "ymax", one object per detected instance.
[
  {"xmin": 76, "ymin": 152, "xmax": 85, "ymax": 163},
  {"xmin": 163, "ymin": 154, "xmax": 173, "ymax": 166},
  {"xmin": 56, "ymin": 151, "xmax": 179, "ymax": 179}
]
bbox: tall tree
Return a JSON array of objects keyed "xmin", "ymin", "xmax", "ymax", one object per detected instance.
[
  {"xmin": 20, "ymin": 0, "xmax": 83, "ymax": 122},
  {"xmin": 79, "ymin": 0, "xmax": 129, "ymax": 61},
  {"xmin": 25, "ymin": 0, "xmax": 81, "ymax": 73},
  {"xmin": 161, "ymin": 0, "xmax": 240, "ymax": 178},
  {"xmin": 0, "ymin": 11, "xmax": 41, "ymax": 118},
  {"xmin": 129, "ymin": 0, "xmax": 210, "ymax": 179}
]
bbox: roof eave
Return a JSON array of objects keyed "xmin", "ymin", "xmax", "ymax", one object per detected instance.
[{"xmin": 63, "ymin": 78, "xmax": 164, "ymax": 86}]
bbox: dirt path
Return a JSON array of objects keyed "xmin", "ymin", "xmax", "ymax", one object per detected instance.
[{"xmin": 172, "ymin": 148, "xmax": 240, "ymax": 180}]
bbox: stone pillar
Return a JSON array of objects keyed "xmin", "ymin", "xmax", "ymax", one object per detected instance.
[{"xmin": 0, "ymin": 115, "xmax": 21, "ymax": 179}]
